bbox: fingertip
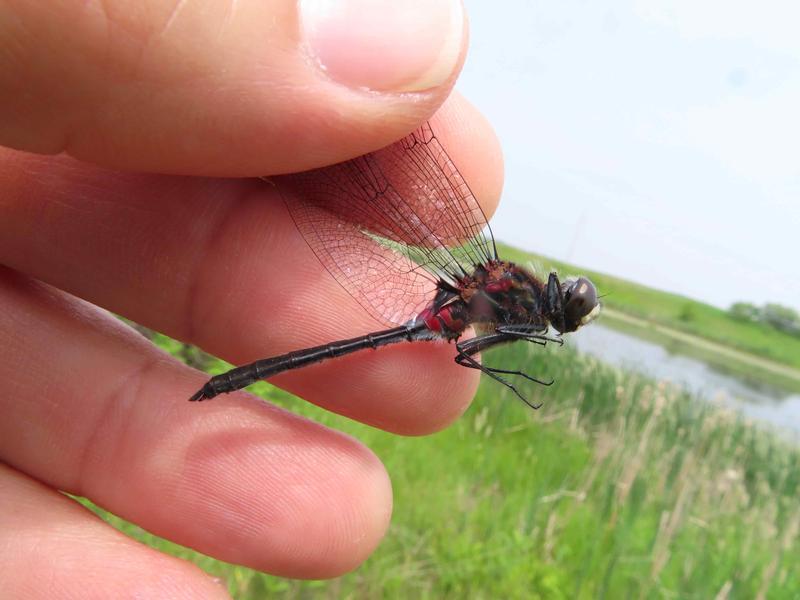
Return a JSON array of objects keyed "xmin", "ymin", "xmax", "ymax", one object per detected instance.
[
  {"xmin": 0, "ymin": 0, "xmax": 471, "ymax": 176},
  {"xmin": 149, "ymin": 400, "xmax": 394, "ymax": 578},
  {"xmin": 431, "ymin": 93, "xmax": 504, "ymax": 222},
  {"xmin": 272, "ymin": 337, "xmax": 481, "ymax": 437},
  {"xmin": 299, "ymin": 0, "xmax": 465, "ymax": 93},
  {"xmin": 366, "ymin": 341, "xmax": 481, "ymax": 436}
]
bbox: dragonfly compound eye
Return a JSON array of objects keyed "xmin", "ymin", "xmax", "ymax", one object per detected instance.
[{"xmin": 561, "ymin": 277, "xmax": 600, "ymax": 332}]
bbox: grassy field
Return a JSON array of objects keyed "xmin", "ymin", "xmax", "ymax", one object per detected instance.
[
  {"xmin": 498, "ymin": 243, "xmax": 800, "ymax": 373},
  {"xmin": 87, "ymin": 332, "xmax": 800, "ymax": 599}
]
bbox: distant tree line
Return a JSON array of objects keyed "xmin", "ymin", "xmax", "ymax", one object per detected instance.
[{"xmin": 728, "ymin": 301, "xmax": 800, "ymax": 336}]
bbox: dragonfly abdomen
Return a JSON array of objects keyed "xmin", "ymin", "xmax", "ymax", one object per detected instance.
[{"xmin": 189, "ymin": 323, "xmax": 430, "ymax": 401}]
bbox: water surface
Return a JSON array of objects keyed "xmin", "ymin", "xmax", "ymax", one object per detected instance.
[{"xmin": 571, "ymin": 323, "xmax": 800, "ymax": 434}]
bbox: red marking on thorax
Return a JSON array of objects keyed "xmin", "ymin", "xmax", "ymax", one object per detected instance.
[
  {"xmin": 438, "ymin": 305, "xmax": 465, "ymax": 332},
  {"xmin": 484, "ymin": 278, "xmax": 513, "ymax": 294},
  {"xmin": 420, "ymin": 307, "xmax": 442, "ymax": 332},
  {"xmin": 420, "ymin": 305, "xmax": 466, "ymax": 336}
]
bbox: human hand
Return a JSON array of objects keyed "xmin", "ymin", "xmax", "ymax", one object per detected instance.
[{"xmin": 0, "ymin": 0, "xmax": 503, "ymax": 595}]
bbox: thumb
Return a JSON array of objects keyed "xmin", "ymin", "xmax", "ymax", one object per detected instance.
[{"xmin": 0, "ymin": 0, "xmax": 466, "ymax": 176}]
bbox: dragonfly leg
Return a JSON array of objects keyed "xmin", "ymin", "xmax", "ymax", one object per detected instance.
[
  {"xmin": 457, "ymin": 333, "xmax": 556, "ymax": 384},
  {"xmin": 455, "ymin": 347, "xmax": 543, "ymax": 410},
  {"xmin": 456, "ymin": 351, "xmax": 554, "ymax": 387},
  {"xmin": 495, "ymin": 326, "xmax": 564, "ymax": 347}
]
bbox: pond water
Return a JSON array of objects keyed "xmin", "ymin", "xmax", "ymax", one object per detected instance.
[{"xmin": 571, "ymin": 323, "xmax": 800, "ymax": 434}]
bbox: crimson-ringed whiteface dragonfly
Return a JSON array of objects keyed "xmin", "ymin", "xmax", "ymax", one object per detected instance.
[{"xmin": 190, "ymin": 122, "xmax": 600, "ymax": 408}]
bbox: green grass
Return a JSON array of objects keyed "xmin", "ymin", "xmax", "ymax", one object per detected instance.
[
  {"xmin": 85, "ymin": 334, "xmax": 800, "ymax": 599},
  {"xmin": 498, "ymin": 242, "xmax": 800, "ymax": 371}
]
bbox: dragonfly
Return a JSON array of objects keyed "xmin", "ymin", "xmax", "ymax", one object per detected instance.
[{"xmin": 189, "ymin": 122, "xmax": 600, "ymax": 408}]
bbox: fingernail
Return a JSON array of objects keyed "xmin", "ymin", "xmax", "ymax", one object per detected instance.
[{"xmin": 300, "ymin": 0, "xmax": 464, "ymax": 92}]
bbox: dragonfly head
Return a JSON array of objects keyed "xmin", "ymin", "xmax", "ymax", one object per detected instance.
[{"xmin": 558, "ymin": 276, "xmax": 600, "ymax": 333}]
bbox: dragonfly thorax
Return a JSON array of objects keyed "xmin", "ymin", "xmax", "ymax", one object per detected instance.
[{"xmin": 417, "ymin": 260, "xmax": 599, "ymax": 342}]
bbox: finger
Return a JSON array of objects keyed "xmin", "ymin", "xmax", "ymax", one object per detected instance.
[
  {"xmin": 0, "ymin": 0, "xmax": 467, "ymax": 176},
  {"xmin": 0, "ymin": 95, "xmax": 502, "ymax": 434},
  {"xmin": 0, "ymin": 269, "xmax": 392, "ymax": 578},
  {"xmin": 0, "ymin": 463, "xmax": 231, "ymax": 599}
]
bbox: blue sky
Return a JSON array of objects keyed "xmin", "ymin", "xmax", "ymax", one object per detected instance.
[{"xmin": 457, "ymin": 0, "xmax": 800, "ymax": 311}]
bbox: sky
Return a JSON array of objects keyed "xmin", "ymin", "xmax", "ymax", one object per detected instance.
[{"xmin": 457, "ymin": 0, "xmax": 800, "ymax": 311}]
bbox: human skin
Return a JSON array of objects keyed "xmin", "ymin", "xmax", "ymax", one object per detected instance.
[{"xmin": 0, "ymin": 0, "xmax": 504, "ymax": 596}]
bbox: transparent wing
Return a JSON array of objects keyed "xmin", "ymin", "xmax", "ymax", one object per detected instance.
[{"xmin": 275, "ymin": 122, "xmax": 496, "ymax": 326}]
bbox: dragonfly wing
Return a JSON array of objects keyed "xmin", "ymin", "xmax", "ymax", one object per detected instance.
[{"xmin": 276, "ymin": 122, "xmax": 496, "ymax": 326}]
